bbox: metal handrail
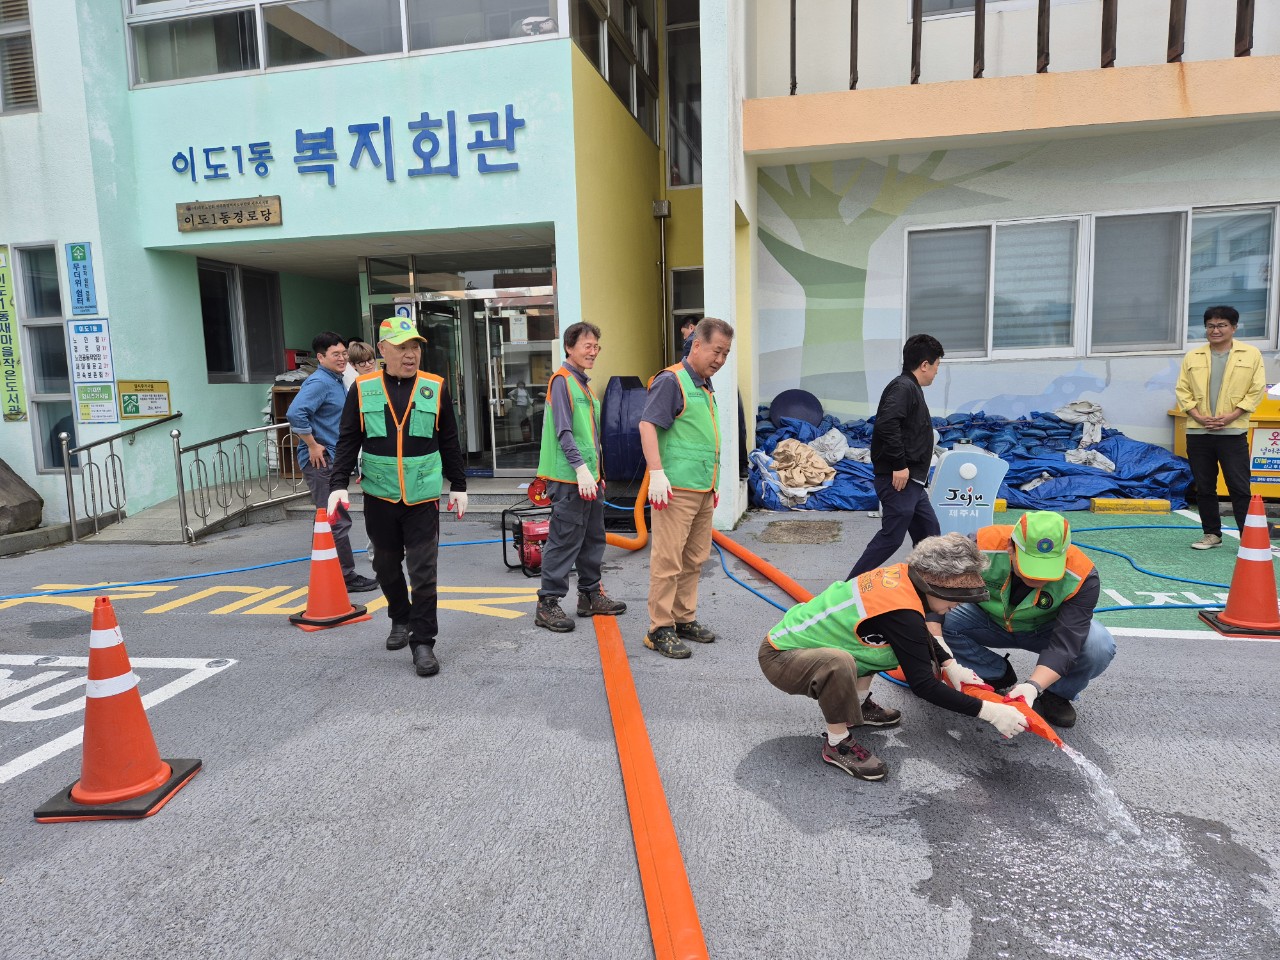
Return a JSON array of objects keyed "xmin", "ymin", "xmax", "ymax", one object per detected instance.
[
  {"xmin": 171, "ymin": 420, "xmax": 309, "ymax": 543},
  {"xmin": 61, "ymin": 412, "xmax": 184, "ymax": 543}
]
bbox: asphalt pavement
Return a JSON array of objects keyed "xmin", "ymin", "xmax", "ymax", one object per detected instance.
[{"xmin": 1, "ymin": 507, "xmax": 1278, "ymax": 960}]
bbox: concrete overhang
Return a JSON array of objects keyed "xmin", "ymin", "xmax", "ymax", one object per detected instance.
[{"xmin": 744, "ymin": 55, "xmax": 1280, "ymax": 164}]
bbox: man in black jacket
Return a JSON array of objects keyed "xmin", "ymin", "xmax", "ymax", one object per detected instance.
[{"xmin": 847, "ymin": 334, "xmax": 945, "ymax": 579}]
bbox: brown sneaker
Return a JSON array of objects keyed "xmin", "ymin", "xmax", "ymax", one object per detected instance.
[
  {"xmin": 858, "ymin": 694, "xmax": 902, "ymax": 728},
  {"xmin": 577, "ymin": 587, "xmax": 627, "ymax": 617},
  {"xmin": 643, "ymin": 626, "xmax": 691, "ymax": 659},
  {"xmin": 821, "ymin": 734, "xmax": 887, "ymax": 781},
  {"xmin": 535, "ymin": 598, "xmax": 575, "ymax": 633}
]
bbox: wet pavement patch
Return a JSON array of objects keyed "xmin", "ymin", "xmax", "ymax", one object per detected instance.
[{"xmin": 757, "ymin": 520, "xmax": 842, "ymax": 545}]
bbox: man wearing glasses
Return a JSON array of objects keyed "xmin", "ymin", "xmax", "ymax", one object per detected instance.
[
  {"xmin": 1175, "ymin": 305, "xmax": 1266, "ymax": 550},
  {"xmin": 287, "ymin": 331, "xmax": 379, "ymax": 593}
]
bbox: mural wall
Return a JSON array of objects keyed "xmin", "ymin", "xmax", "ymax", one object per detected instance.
[{"xmin": 756, "ymin": 121, "xmax": 1280, "ymax": 446}]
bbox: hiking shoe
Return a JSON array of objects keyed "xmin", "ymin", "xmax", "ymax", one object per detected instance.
[
  {"xmin": 1191, "ymin": 534, "xmax": 1222, "ymax": 550},
  {"xmin": 1033, "ymin": 689, "xmax": 1077, "ymax": 728},
  {"xmin": 858, "ymin": 694, "xmax": 902, "ymax": 728},
  {"xmin": 644, "ymin": 626, "xmax": 691, "ymax": 659},
  {"xmin": 578, "ymin": 587, "xmax": 627, "ymax": 617},
  {"xmin": 986, "ymin": 654, "xmax": 1017, "ymax": 692},
  {"xmin": 675, "ymin": 620, "xmax": 716, "ymax": 643},
  {"xmin": 535, "ymin": 598, "xmax": 575, "ymax": 633},
  {"xmin": 345, "ymin": 574, "xmax": 380, "ymax": 593},
  {"xmin": 821, "ymin": 734, "xmax": 887, "ymax": 781},
  {"xmin": 386, "ymin": 622, "xmax": 412, "ymax": 651},
  {"xmin": 411, "ymin": 643, "xmax": 439, "ymax": 677}
]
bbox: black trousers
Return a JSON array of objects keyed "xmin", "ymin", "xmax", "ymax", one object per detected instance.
[
  {"xmin": 364, "ymin": 495, "xmax": 440, "ymax": 646},
  {"xmin": 1186, "ymin": 432, "xmax": 1251, "ymax": 536},
  {"xmin": 848, "ymin": 475, "xmax": 940, "ymax": 579}
]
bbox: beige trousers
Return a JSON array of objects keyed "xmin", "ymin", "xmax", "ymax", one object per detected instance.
[{"xmin": 647, "ymin": 489, "xmax": 715, "ymax": 633}]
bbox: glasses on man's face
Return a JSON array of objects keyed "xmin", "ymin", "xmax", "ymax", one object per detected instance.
[
  {"xmin": 354, "ymin": 359, "xmax": 377, "ymax": 368},
  {"xmin": 1205, "ymin": 323, "xmax": 1233, "ymax": 331}
]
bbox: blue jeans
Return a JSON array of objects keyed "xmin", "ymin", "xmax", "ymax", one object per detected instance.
[{"xmin": 941, "ymin": 603, "xmax": 1116, "ymax": 700}]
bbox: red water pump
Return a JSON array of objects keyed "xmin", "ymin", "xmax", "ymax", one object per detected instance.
[{"xmin": 502, "ymin": 478, "xmax": 553, "ymax": 578}]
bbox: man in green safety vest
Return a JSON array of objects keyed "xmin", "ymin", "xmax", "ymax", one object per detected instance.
[
  {"xmin": 639, "ymin": 317, "xmax": 735, "ymax": 659},
  {"xmin": 328, "ymin": 316, "xmax": 468, "ymax": 678},
  {"xmin": 533, "ymin": 321, "xmax": 627, "ymax": 632}
]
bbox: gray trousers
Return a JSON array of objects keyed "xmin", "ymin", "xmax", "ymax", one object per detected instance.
[
  {"xmin": 302, "ymin": 461, "xmax": 355, "ymax": 580},
  {"xmin": 537, "ymin": 480, "xmax": 606, "ymax": 600}
]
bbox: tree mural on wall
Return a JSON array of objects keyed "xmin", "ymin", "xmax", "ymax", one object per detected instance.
[{"xmin": 758, "ymin": 151, "xmax": 1027, "ymax": 408}]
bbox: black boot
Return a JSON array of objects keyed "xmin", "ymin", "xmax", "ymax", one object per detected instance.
[{"xmin": 411, "ymin": 643, "xmax": 439, "ymax": 677}]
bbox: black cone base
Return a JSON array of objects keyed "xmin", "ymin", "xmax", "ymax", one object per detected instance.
[
  {"xmin": 35, "ymin": 758, "xmax": 202, "ymax": 823},
  {"xmin": 1198, "ymin": 610, "xmax": 1280, "ymax": 638}
]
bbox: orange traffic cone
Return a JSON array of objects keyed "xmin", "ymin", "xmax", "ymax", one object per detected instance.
[
  {"xmin": 35, "ymin": 597, "xmax": 202, "ymax": 822},
  {"xmin": 289, "ymin": 508, "xmax": 373, "ymax": 631},
  {"xmin": 1199, "ymin": 495, "xmax": 1280, "ymax": 637}
]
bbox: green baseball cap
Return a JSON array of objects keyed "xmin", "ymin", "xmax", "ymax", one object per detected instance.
[
  {"xmin": 379, "ymin": 316, "xmax": 425, "ymax": 345},
  {"xmin": 1010, "ymin": 511, "xmax": 1070, "ymax": 580}
]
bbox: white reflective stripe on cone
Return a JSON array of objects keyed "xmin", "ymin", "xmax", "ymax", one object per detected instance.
[
  {"xmin": 1244, "ymin": 514, "xmax": 1268, "ymax": 527},
  {"xmin": 314, "ymin": 522, "xmax": 331, "ymax": 533},
  {"xmin": 1236, "ymin": 546, "xmax": 1273, "ymax": 562},
  {"xmin": 89, "ymin": 627, "xmax": 124, "ymax": 649},
  {"xmin": 311, "ymin": 548, "xmax": 339, "ymax": 562},
  {"xmin": 86, "ymin": 672, "xmax": 139, "ymax": 698}
]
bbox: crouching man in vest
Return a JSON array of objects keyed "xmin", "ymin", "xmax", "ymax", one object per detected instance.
[
  {"xmin": 639, "ymin": 317, "xmax": 734, "ymax": 659},
  {"xmin": 533, "ymin": 321, "xmax": 627, "ymax": 631},
  {"xmin": 328, "ymin": 317, "xmax": 468, "ymax": 677},
  {"xmin": 760, "ymin": 533, "xmax": 1030, "ymax": 781},
  {"xmin": 941, "ymin": 511, "xmax": 1116, "ymax": 728}
]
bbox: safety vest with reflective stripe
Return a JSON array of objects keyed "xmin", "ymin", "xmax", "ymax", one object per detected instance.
[
  {"xmin": 767, "ymin": 563, "xmax": 924, "ymax": 675},
  {"xmin": 975, "ymin": 526, "xmax": 1093, "ymax": 632},
  {"xmin": 652, "ymin": 363, "xmax": 720, "ymax": 492},
  {"xmin": 356, "ymin": 371, "xmax": 443, "ymax": 505},
  {"xmin": 536, "ymin": 367, "xmax": 600, "ymax": 483}
]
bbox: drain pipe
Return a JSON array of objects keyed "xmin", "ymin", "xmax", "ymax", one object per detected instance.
[{"xmin": 654, "ymin": 200, "xmax": 671, "ymax": 365}]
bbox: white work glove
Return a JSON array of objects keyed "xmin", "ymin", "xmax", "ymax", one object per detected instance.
[
  {"xmin": 941, "ymin": 660, "xmax": 985, "ymax": 691},
  {"xmin": 1006, "ymin": 682, "xmax": 1039, "ymax": 709},
  {"xmin": 647, "ymin": 469, "xmax": 672, "ymax": 509},
  {"xmin": 575, "ymin": 464, "xmax": 598, "ymax": 501},
  {"xmin": 446, "ymin": 490, "xmax": 467, "ymax": 518},
  {"xmin": 978, "ymin": 700, "xmax": 1029, "ymax": 739},
  {"xmin": 326, "ymin": 489, "xmax": 349, "ymax": 522}
]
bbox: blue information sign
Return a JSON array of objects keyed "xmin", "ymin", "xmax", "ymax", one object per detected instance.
[{"xmin": 65, "ymin": 242, "xmax": 98, "ymax": 316}]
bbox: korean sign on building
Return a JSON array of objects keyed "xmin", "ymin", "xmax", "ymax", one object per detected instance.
[
  {"xmin": 0, "ymin": 245, "xmax": 25, "ymax": 422},
  {"xmin": 170, "ymin": 105, "xmax": 525, "ymax": 192},
  {"xmin": 65, "ymin": 243, "xmax": 99, "ymax": 316},
  {"xmin": 76, "ymin": 383, "xmax": 117, "ymax": 424},
  {"xmin": 117, "ymin": 380, "xmax": 171, "ymax": 420},
  {"xmin": 68, "ymin": 319, "xmax": 115, "ymax": 385},
  {"xmin": 178, "ymin": 196, "xmax": 283, "ymax": 233}
]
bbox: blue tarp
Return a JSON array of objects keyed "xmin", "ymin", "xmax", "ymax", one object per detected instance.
[{"xmin": 749, "ymin": 409, "xmax": 1193, "ymax": 512}]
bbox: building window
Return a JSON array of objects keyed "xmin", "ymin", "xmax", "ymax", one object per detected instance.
[
  {"xmin": 0, "ymin": 0, "xmax": 37, "ymax": 113},
  {"xmin": 1188, "ymin": 209, "xmax": 1274, "ymax": 341},
  {"xmin": 571, "ymin": 0, "xmax": 658, "ymax": 142},
  {"xmin": 666, "ymin": 5, "xmax": 700, "ymax": 186},
  {"xmin": 198, "ymin": 260, "xmax": 284, "ymax": 384},
  {"xmin": 15, "ymin": 247, "xmax": 75, "ymax": 471},
  {"xmin": 671, "ymin": 266, "xmax": 703, "ymax": 357},
  {"xmin": 921, "ymin": 0, "xmax": 976, "ymax": 14},
  {"xmin": 266, "ymin": 0, "xmax": 403, "ymax": 67},
  {"xmin": 907, "ymin": 205, "xmax": 1280, "ymax": 359},
  {"xmin": 132, "ymin": 10, "xmax": 259, "ymax": 85}
]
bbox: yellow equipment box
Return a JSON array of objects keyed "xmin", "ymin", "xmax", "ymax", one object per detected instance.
[
  {"xmin": 1089, "ymin": 499, "xmax": 1171, "ymax": 513},
  {"xmin": 1169, "ymin": 390, "xmax": 1280, "ymax": 499}
]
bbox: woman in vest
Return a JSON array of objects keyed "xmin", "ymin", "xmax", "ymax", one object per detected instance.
[{"xmin": 759, "ymin": 533, "xmax": 1030, "ymax": 781}]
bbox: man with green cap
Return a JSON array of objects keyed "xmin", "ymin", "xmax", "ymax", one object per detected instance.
[
  {"xmin": 940, "ymin": 511, "xmax": 1116, "ymax": 728},
  {"xmin": 328, "ymin": 316, "xmax": 467, "ymax": 678}
]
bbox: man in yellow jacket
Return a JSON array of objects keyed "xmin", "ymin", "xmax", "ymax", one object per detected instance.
[{"xmin": 1174, "ymin": 305, "xmax": 1266, "ymax": 550}]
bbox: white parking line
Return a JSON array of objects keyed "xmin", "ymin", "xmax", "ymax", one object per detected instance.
[{"xmin": 0, "ymin": 655, "xmax": 235, "ymax": 784}]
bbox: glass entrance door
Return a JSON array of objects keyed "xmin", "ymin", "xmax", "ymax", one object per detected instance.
[{"xmin": 483, "ymin": 293, "xmax": 557, "ymax": 475}]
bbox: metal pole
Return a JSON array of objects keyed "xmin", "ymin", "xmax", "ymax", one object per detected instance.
[
  {"xmin": 60, "ymin": 432, "xmax": 77, "ymax": 543},
  {"xmin": 849, "ymin": 0, "xmax": 859, "ymax": 90},
  {"xmin": 1101, "ymin": 0, "xmax": 1117, "ymax": 67},
  {"xmin": 172, "ymin": 428, "xmax": 192, "ymax": 543},
  {"xmin": 1036, "ymin": 0, "xmax": 1050, "ymax": 73},
  {"xmin": 1168, "ymin": 0, "xmax": 1186, "ymax": 63},
  {"xmin": 911, "ymin": 0, "xmax": 922, "ymax": 84},
  {"xmin": 789, "ymin": 0, "xmax": 797, "ymax": 95},
  {"xmin": 974, "ymin": 0, "xmax": 986, "ymax": 78}
]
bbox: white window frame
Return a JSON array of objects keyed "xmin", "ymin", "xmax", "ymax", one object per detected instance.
[
  {"xmin": 0, "ymin": 0, "xmax": 39, "ymax": 115},
  {"xmin": 665, "ymin": 19, "xmax": 701, "ymax": 189},
  {"xmin": 13, "ymin": 245, "xmax": 75, "ymax": 473},
  {"xmin": 904, "ymin": 201, "xmax": 1280, "ymax": 364}
]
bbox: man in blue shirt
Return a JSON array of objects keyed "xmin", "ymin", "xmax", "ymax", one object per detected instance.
[{"xmin": 287, "ymin": 331, "xmax": 378, "ymax": 593}]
